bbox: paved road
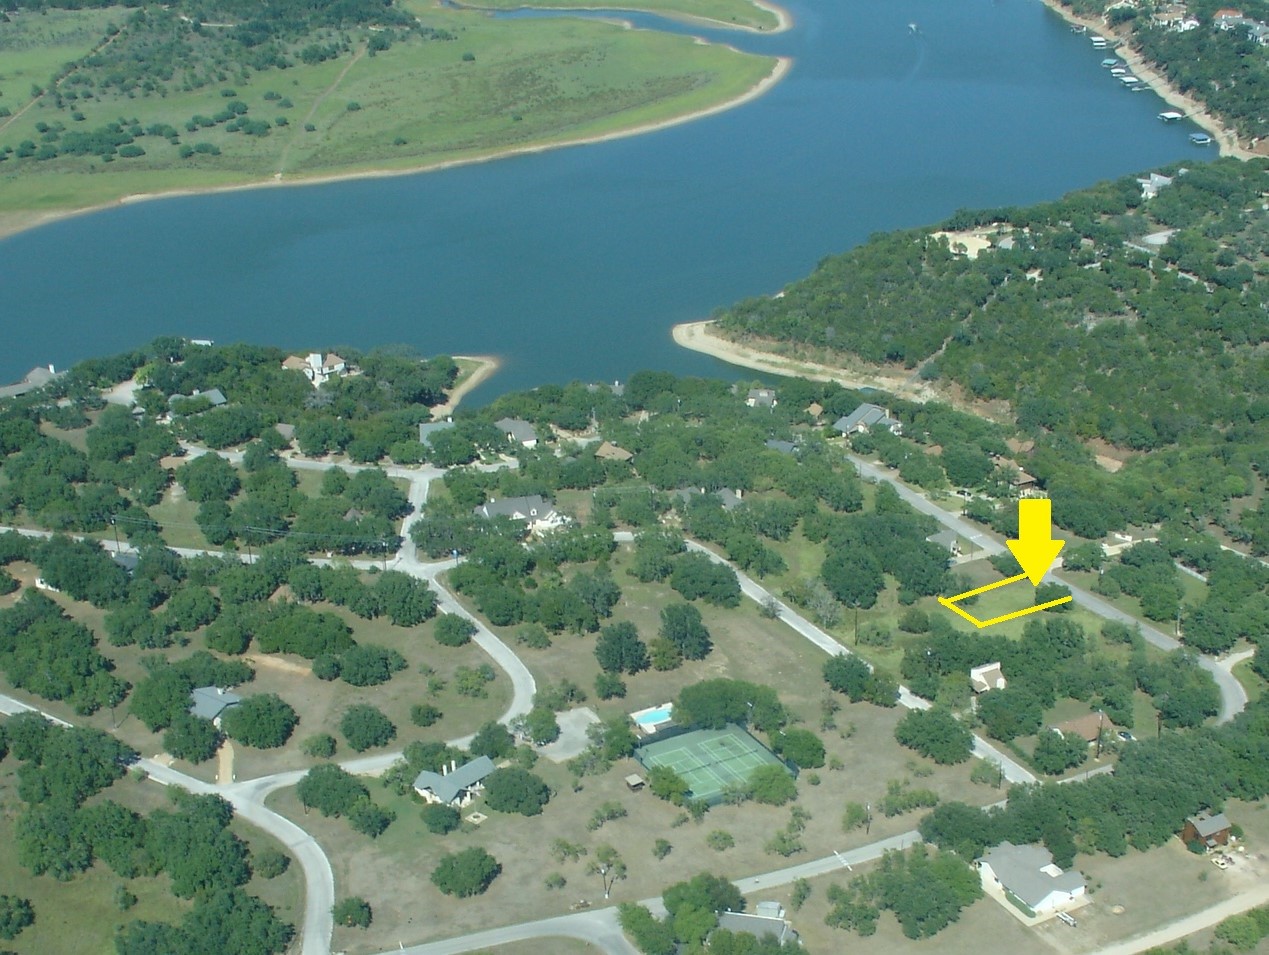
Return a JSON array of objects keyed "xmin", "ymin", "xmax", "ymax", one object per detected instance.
[
  {"xmin": 384, "ymin": 909, "xmax": 640, "ymax": 955},
  {"xmin": 846, "ymin": 454, "xmax": 1248, "ymax": 724},
  {"xmin": 668, "ymin": 536, "xmax": 1037, "ymax": 785}
]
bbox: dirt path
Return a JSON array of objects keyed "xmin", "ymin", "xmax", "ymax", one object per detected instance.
[
  {"xmin": 275, "ymin": 44, "xmax": 367, "ymax": 177},
  {"xmin": 217, "ymin": 739, "xmax": 236, "ymax": 784},
  {"xmin": 0, "ymin": 25, "xmax": 127, "ymax": 135},
  {"xmin": 1091, "ymin": 881, "xmax": 1269, "ymax": 954},
  {"xmin": 244, "ymin": 653, "xmax": 312, "ymax": 677}
]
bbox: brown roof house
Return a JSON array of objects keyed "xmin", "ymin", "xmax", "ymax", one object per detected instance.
[
  {"xmin": 1053, "ymin": 712, "xmax": 1114, "ymax": 745},
  {"xmin": 1182, "ymin": 810, "xmax": 1232, "ymax": 849},
  {"xmin": 595, "ymin": 441, "xmax": 634, "ymax": 463}
]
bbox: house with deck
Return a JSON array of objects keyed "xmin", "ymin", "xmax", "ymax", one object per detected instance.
[
  {"xmin": 413, "ymin": 756, "xmax": 496, "ymax": 808},
  {"xmin": 1182, "ymin": 810, "xmax": 1232, "ymax": 849},
  {"xmin": 834, "ymin": 403, "xmax": 902, "ymax": 437}
]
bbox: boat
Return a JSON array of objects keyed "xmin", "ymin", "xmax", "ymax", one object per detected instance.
[
  {"xmin": 1111, "ymin": 67, "xmax": 1128, "ymax": 75},
  {"xmin": 1072, "ymin": 24, "xmax": 1087, "ymax": 33},
  {"xmin": 1158, "ymin": 111, "xmax": 1185, "ymax": 122},
  {"xmin": 1189, "ymin": 132, "xmax": 1212, "ymax": 145},
  {"xmin": 1101, "ymin": 58, "xmax": 1120, "ymax": 67},
  {"xmin": 1130, "ymin": 84, "xmax": 1149, "ymax": 92},
  {"xmin": 1091, "ymin": 36, "xmax": 1108, "ymax": 47},
  {"xmin": 1120, "ymin": 75, "xmax": 1140, "ymax": 85}
]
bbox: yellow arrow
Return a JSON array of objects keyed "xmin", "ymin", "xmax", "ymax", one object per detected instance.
[{"xmin": 1007, "ymin": 499, "xmax": 1064, "ymax": 586}]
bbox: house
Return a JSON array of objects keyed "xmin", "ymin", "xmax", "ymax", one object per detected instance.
[
  {"xmin": 418, "ymin": 419, "xmax": 456, "ymax": 448},
  {"xmin": 833, "ymin": 403, "xmax": 902, "ymax": 437},
  {"xmin": 495, "ymin": 417, "xmax": 539, "ymax": 449},
  {"xmin": 764, "ymin": 439, "xmax": 797, "ymax": 456},
  {"xmin": 595, "ymin": 441, "xmax": 634, "ymax": 463},
  {"xmin": 168, "ymin": 388, "xmax": 227, "ymax": 411},
  {"xmin": 0, "ymin": 365, "xmax": 65, "ymax": 401},
  {"xmin": 110, "ymin": 552, "xmax": 140, "ymax": 575},
  {"xmin": 624, "ymin": 774, "xmax": 646, "ymax": 792},
  {"xmin": 1137, "ymin": 172, "xmax": 1174, "ymax": 199},
  {"xmin": 474, "ymin": 495, "xmax": 568, "ymax": 533},
  {"xmin": 926, "ymin": 529, "xmax": 961, "ymax": 556},
  {"xmin": 188, "ymin": 686, "xmax": 242, "ymax": 725},
  {"xmin": 978, "ymin": 842, "xmax": 1086, "ymax": 915},
  {"xmin": 674, "ymin": 487, "xmax": 745, "ymax": 511},
  {"xmin": 746, "ymin": 387, "xmax": 777, "ymax": 409},
  {"xmin": 274, "ymin": 423, "xmax": 296, "ymax": 443},
  {"xmin": 970, "ymin": 662, "xmax": 1007, "ymax": 694},
  {"xmin": 282, "ymin": 352, "xmax": 352, "ymax": 388},
  {"xmin": 343, "ymin": 507, "xmax": 367, "ymax": 523},
  {"xmin": 1182, "ymin": 810, "xmax": 1232, "ymax": 849},
  {"xmin": 716, "ymin": 903, "xmax": 799, "ymax": 944},
  {"xmin": 413, "ymin": 756, "xmax": 496, "ymax": 808}
]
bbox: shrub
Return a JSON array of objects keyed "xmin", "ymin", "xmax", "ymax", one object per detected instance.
[
  {"xmin": 435, "ymin": 614, "xmax": 477, "ymax": 647},
  {"xmin": 706, "ymin": 830, "xmax": 734, "ymax": 851},
  {"xmin": 431, "ymin": 848, "xmax": 501, "ymax": 897},
  {"xmin": 410, "ymin": 703, "xmax": 442, "ymax": 727},
  {"xmin": 420, "ymin": 804, "xmax": 461, "ymax": 835}
]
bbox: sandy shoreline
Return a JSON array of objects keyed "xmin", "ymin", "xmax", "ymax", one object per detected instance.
[
  {"xmin": 673, "ymin": 320, "xmax": 939, "ymax": 402},
  {"xmin": 431, "ymin": 355, "xmax": 500, "ymax": 417},
  {"xmin": 0, "ymin": 55, "xmax": 791, "ymax": 243},
  {"xmin": 1036, "ymin": 0, "xmax": 1259, "ymax": 159}
]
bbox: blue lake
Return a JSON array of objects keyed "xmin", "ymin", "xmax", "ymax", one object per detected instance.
[{"xmin": 0, "ymin": 0, "xmax": 1208, "ymax": 401}]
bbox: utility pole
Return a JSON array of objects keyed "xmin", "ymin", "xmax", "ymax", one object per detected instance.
[{"xmin": 110, "ymin": 516, "xmax": 121, "ymax": 552}]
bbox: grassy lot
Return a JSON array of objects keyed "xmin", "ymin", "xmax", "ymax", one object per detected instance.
[
  {"xmin": 227, "ymin": 602, "xmax": 512, "ymax": 780},
  {"xmin": 146, "ymin": 483, "xmax": 212, "ymax": 551},
  {"xmin": 270, "ymin": 543, "xmax": 1006, "ymax": 953},
  {"xmin": 0, "ymin": 3, "xmax": 775, "ymax": 225},
  {"xmin": 467, "ymin": 0, "xmax": 782, "ymax": 31}
]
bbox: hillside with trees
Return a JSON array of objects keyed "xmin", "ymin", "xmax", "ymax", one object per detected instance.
[{"xmin": 715, "ymin": 158, "xmax": 1268, "ymax": 552}]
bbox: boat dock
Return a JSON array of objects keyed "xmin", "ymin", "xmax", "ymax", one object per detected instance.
[
  {"xmin": 1189, "ymin": 132, "xmax": 1213, "ymax": 145},
  {"xmin": 1158, "ymin": 111, "xmax": 1185, "ymax": 122}
]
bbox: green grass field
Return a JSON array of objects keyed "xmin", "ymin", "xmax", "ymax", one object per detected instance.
[
  {"xmin": 0, "ymin": 2, "xmax": 777, "ymax": 229},
  {"xmin": 466, "ymin": 0, "xmax": 782, "ymax": 32}
]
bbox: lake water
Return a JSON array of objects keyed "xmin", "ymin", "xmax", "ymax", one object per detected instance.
[{"xmin": 0, "ymin": 0, "xmax": 1208, "ymax": 401}]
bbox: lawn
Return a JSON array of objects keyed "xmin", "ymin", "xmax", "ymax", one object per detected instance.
[
  {"xmin": 1233, "ymin": 660, "xmax": 1265, "ymax": 706},
  {"xmin": 267, "ymin": 541, "xmax": 1005, "ymax": 954},
  {"xmin": 0, "ymin": 3, "xmax": 776, "ymax": 224}
]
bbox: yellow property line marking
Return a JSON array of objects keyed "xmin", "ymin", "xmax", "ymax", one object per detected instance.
[{"xmin": 937, "ymin": 572, "xmax": 1072, "ymax": 629}]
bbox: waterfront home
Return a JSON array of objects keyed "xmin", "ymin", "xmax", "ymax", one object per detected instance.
[
  {"xmin": 494, "ymin": 417, "xmax": 539, "ymax": 449},
  {"xmin": 834, "ymin": 403, "xmax": 902, "ymax": 437}
]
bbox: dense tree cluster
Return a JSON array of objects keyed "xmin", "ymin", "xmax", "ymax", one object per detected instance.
[
  {"xmin": 920, "ymin": 694, "xmax": 1269, "ymax": 866},
  {"xmin": 824, "ymin": 844, "xmax": 981, "ymax": 939},
  {"xmin": 0, "ymin": 589, "xmax": 127, "ymax": 715}
]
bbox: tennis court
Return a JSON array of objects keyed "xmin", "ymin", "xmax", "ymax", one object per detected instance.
[{"xmin": 634, "ymin": 724, "xmax": 790, "ymax": 805}]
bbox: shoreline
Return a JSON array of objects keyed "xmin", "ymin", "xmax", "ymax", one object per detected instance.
[
  {"xmin": 431, "ymin": 355, "xmax": 501, "ymax": 417},
  {"xmin": 0, "ymin": 55, "xmax": 791, "ymax": 243},
  {"xmin": 461, "ymin": 0, "xmax": 792, "ymax": 34},
  {"xmin": 1036, "ymin": 0, "xmax": 1258, "ymax": 159},
  {"xmin": 672, "ymin": 320, "xmax": 940, "ymax": 402}
]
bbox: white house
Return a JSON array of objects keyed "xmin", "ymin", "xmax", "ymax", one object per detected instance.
[
  {"xmin": 473, "ymin": 495, "xmax": 569, "ymax": 534},
  {"xmin": 970, "ymin": 662, "xmax": 1007, "ymax": 694},
  {"xmin": 978, "ymin": 842, "xmax": 1086, "ymax": 915}
]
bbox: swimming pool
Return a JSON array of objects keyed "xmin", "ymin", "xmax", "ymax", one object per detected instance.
[{"xmin": 634, "ymin": 707, "xmax": 672, "ymax": 726}]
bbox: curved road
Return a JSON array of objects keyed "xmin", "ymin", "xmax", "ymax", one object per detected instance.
[{"xmin": 0, "ymin": 446, "xmax": 1252, "ymax": 955}]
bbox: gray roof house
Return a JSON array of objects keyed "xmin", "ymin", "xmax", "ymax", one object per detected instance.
[
  {"xmin": 926, "ymin": 529, "xmax": 961, "ymax": 555},
  {"xmin": 169, "ymin": 388, "xmax": 227, "ymax": 410},
  {"xmin": 834, "ymin": 402, "xmax": 902, "ymax": 436},
  {"xmin": 764, "ymin": 439, "xmax": 797, "ymax": 456},
  {"xmin": 495, "ymin": 417, "xmax": 539, "ymax": 448},
  {"xmin": 1183, "ymin": 810, "xmax": 1233, "ymax": 848},
  {"xmin": 674, "ymin": 487, "xmax": 745, "ymax": 511},
  {"xmin": 474, "ymin": 495, "xmax": 568, "ymax": 532},
  {"xmin": 716, "ymin": 902, "xmax": 798, "ymax": 944},
  {"xmin": 189, "ymin": 686, "xmax": 242, "ymax": 724},
  {"xmin": 413, "ymin": 756, "xmax": 496, "ymax": 808},
  {"xmin": 418, "ymin": 419, "xmax": 456, "ymax": 448},
  {"xmin": 0, "ymin": 365, "xmax": 65, "ymax": 401},
  {"xmin": 978, "ymin": 842, "xmax": 1085, "ymax": 915},
  {"xmin": 746, "ymin": 387, "xmax": 777, "ymax": 408}
]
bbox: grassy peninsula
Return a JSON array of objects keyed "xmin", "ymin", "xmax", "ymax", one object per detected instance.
[
  {"xmin": 463, "ymin": 0, "xmax": 787, "ymax": 33},
  {"xmin": 0, "ymin": 0, "xmax": 781, "ymax": 235}
]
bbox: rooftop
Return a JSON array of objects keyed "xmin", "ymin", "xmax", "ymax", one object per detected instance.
[
  {"xmin": 413, "ymin": 755, "xmax": 496, "ymax": 805},
  {"xmin": 979, "ymin": 842, "xmax": 1085, "ymax": 909}
]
